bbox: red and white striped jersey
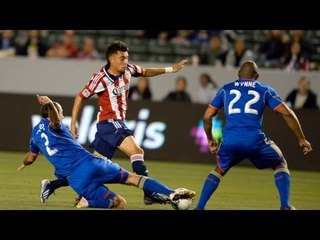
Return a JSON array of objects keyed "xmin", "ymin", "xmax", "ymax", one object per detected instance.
[{"xmin": 79, "ymin": 63, "xmax": 145, "ymax": 122}]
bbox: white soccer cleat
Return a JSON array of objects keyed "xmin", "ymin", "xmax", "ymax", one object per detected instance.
[
  {"xmin": 169, "ymin": 188, "xmax": 196, "ymax": 201},
  {"xmin": 76, "ymin": 197, "xmax": 89, "ymax": 208},
  {"xmin": 40, "ymin": 179, "xmax": 54, "ymax": 203}
]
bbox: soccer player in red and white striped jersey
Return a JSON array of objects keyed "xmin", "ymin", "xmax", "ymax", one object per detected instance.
[{"xmin": 70, "ymin": 40, "xmax": 187, "ymax": 205}]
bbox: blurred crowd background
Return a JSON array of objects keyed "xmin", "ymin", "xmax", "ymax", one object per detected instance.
[
  {"xmin": 0, "ymin": 29, "xmax": 319, "ymax": 109},
  {"xmin": 1, "ymin": 30, "xmax": 319, "ymax": 71}
]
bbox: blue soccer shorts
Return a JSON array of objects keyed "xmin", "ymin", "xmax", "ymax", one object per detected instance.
[
  {"xmin": 216, "ymin": 132, "xmax": 284, "ymax": 173},
  {"xmin": 90, "ymin": 119, "xmax": 134, "ymax": 159},
  {"xmin": 68, "ymin": 156, "xmax": 129, "ymax": 203}
]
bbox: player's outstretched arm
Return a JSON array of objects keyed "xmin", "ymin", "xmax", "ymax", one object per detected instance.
[
  {"xmin": 17, "ymin": 152, "xmax": 38, "ymax": 171},
  {"xmin": 143, "ymin": 59, "xmax": 187, "ymax": 77},
  {"xmin": 276, "ymin": 103, "xmax": 313, "ymax": 155},
  {"xmin": 203, "ymin": 105, "xmax": 220, "ymax": 154}
]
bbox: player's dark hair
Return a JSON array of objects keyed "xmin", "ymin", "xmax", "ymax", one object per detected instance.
[
  {"xmin": 105, "ymin": 41, "xmax": 128, "ymax": 61},
  {"xmin": 40, "ymin": 102, "xmax": 61, "ymax": 118}
]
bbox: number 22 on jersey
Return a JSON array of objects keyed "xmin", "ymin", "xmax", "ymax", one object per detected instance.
[{"xmin": 228, "ymin": 89, "xmax": 260, "ymax": 115}]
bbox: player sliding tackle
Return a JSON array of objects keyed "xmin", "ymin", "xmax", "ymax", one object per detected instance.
[{"xmin": 17, "ymin": 95, "xmax": 195, "ymax": 209}]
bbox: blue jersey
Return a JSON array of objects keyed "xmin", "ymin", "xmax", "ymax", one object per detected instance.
[
  {"xmin": 29, "ymin": 118, "xmax": 92, "ymax": 177},
  {"xmin": 210, "ymin": 79, "xmax": 285, "ymax": 171},
  {"xmin": 210, "ymin": 79, "xmax": 283, "ymax": 134}
]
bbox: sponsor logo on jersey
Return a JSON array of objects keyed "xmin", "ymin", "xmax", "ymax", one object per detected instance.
[{"xmin": 112, "ymin": 83, "xmax": 130, "ymax": 96}]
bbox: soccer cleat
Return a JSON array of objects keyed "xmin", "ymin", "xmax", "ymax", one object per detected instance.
[
  {"xmin": 74, "ymin": 195, "xmax": 82, "ymax": 207},
  {"xmin": 169, "ymin": 188, "xmax": 196, "ymax": 201},
  {"xmin": 280, "ymin": 205, "xmax": 296, "ymax": 210},
  {"xmin": 75, "ymin": 197, "xmax": 89, "ymax": 208},
  {"xmin": 144, "ymin": 192, "xmax": 171, "ymax": 205},
  {"xmin": 40, "ymin": 179, "xmax": 54, "ymax": 203}
]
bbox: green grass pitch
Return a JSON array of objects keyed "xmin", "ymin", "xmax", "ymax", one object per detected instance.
[{"xmin": 1, "ymin": 151, "xmax": 319, "ymax": 210}]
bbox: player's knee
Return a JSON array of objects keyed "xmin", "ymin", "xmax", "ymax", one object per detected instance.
[
  {"xmin": 112, "ymin": 195, "xmax": 127, "ymax": 209},
  {"xmin": 274, "ymin": 159, "xmax": 288, "ymax": 170},
  {"xmin": 134, "ymin": 146, "xmax": 144, "ymax": 155},
  {"xmin": 214, "ymin": 167, "xmax": 226, "ymax": 176}
]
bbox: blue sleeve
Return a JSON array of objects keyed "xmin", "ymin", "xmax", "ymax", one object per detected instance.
[
  {"xmin": 265, "ymin": 86, "xmax": 283, "ymax": 110},
  {"xmin": 29, "ymin": 137, "xmax": 40, "ymax": 154},
  {"xmin": 210, "ymin": 88, "xmax": 224, "ymax": 109}
]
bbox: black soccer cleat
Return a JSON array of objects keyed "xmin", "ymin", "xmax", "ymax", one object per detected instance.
[{"xmin": 144, "ymin": 192, "xmax": 171, "ymax": 205}]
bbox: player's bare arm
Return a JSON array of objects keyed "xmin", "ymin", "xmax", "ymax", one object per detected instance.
[
  {"xmin": 203, "ymin": 105, "xmax": 219, "ymax": 154},
  {"xmin": 70, "ymin": 95, "xmax": 84, "ymax": 138},
  {"xmin": 143, "ymin": 59, "xmax": 187, "ymax": 77},
  {"xmin": 17, "ymin": 152, "xmax": 38, "ymax": 171},
  {"xmin": 276, "ymin": 103, "xmax": 313, "ymax": 155},
  {"xmin": 37, "ymin": 95, "xmax": 62, "ymax": 129}
]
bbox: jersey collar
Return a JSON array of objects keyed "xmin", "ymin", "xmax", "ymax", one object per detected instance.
[
  {"xmin": 103, "ymin": 64, "xmax": 122, "ymax": 83},
  {"xmin": 238, "ymin": 78, "xmax": 256, "ymax": 81}
]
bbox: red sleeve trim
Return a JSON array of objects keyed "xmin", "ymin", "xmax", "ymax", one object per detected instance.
[
  {"xmin": 273, "ymin": 102, "xmax": 285, "ymax": 112},
  {"xmin": 208, "ymin": 104, "xmax": 220, "ymax": 110}
]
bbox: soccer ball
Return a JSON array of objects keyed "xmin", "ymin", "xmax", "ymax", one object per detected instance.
[{"xmin": 171, "ymin": 198, "xmax": 193, "ymax": 210}]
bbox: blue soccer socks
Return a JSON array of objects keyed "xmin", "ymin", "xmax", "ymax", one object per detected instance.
[
  {"xmin": 274, "ymin": 168, "xmax": 291, "ymax": 209},
  {"xmin": 196, "ymin": 171, "xmax": 222, "ymax": 210}
]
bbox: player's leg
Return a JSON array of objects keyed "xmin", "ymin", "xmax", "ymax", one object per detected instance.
[
  {"xmin": 125, "ymin": 173, "xmax": 196, "ymax": 201},
  {"xmin": 118, "ymin": 135, "xmax": 148, "ymax": 177},
  {"xmin": 118, "ymin": 134, "xmax": 170, "ymax": 204},
  {"xmin": 91, "ymin": 119, "xmax": 168, "ymax": 204},
  {"xmin": 250, "ymin": 137, "xmax": 293, "ymax": 210},
  {"xmin": 89, "ymin": 156, "xmax": 195, "ymax": 205},
  {"xmin": 91, "ymin": 120, "xmax": 148, "ymax": 179},
  {"xmin": 76, "ymin": 188, "xmax": 127, "ymax": 209},
  {"xmin": 68, "ymin": 158, "xmax": 127, "ymax": 209},
  {"xmin": 195, "ymin": 143, "xmax": 240, "ymax": 210},
  {"xmin": 273, "ymin": 160, "xmax": 293, "ymax": 210},
  {"xmin": 76, "ymin": 187, "xmax": 127, "ymax": 209},
  {"xmin": 195, "ymin": 168, "xmax": 223, "ymax": 210},
  {"xmin": 40, "ymin": 177, "xmax": 69, "ymax": 203}
]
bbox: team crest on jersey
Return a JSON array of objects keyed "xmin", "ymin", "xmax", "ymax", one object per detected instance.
[
  {"xmin": 82, "ymin": 89, "xmax": 91, "ymax": 98},
  {"xmin": 112, "ymin": 83, "xmax": 130, "ymax": 96}
]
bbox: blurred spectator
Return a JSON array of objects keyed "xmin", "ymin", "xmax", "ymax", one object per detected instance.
[
  {"xmin": 129, "ymin": 77, "xmax": 152, "ymax": 101},
  {"xmin": 192, "ymin": 30, "xmax": 209, "ymax": 45},
  {"xmin": 290, "ymin": 30, "xmax": 315, "ymax": 60},
  {"xmin": 156, "ymin": 31, "xmax": 170, "ymax": 45},
  {"xmin": 196, "ymin": 73, "xmax": 218, "ymax": 104},
  {"xmin": 77, "ymin": 37, "xmax": 99, "ymax": 59},
  {"xmin": 224, "ymin": 38, "xmax": 254, "ymax": 68},
  {"xmin": 0, "ymin": 30, "xmax": 17, "ymax": 57},
  {"xmin": 164, "ymin": 76, "xmax": 192, "ymax": 102},
  {"xmin": 46, "ymin": 30, "xmax": 79, "ymax": 58},
  {"xmin": 280, "ymin": 41, "xmax": 310, "ymax": 72},
  {"xmin": 285, "ymin": 76, "xmax": 318, "ymax": 109},
  {"xmin": 208, "ymin": 30, "xmax": 237, "ymax": 51},
  {"xmin": 257, "ymin": 30, "xmax": 286, "ymax": 68},
  {"xmin": 170, "ymin": 30, "xmax": 191, "ymax": 46},
  {"xmin": 17, "ymin": 30, "xmax": 48, "ymax": 58},
  {"xmin": 201, "ymin": 35, "xmax": 226, "ymax": 66}
]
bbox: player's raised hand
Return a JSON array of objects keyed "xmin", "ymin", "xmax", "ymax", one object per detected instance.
[
  {"xmin": 299, "ymin": 139, "xmax": 313, "ymax": 155},
  {"xmin": 172, "ymin": 59, "xmax": 188, "ymax": 73},
  {"xmin": 37, "ymin": 95, "xmax": 53, "ymax": 105}
]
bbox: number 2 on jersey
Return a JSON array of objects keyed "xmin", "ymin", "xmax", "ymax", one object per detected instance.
[
  {"xmin": 41, "ymin": 132, "xmax": 58, "ymax": 156},
  {"xmin": 228, "ymin": 89, "xmax": 260, "ymax": 115}
]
